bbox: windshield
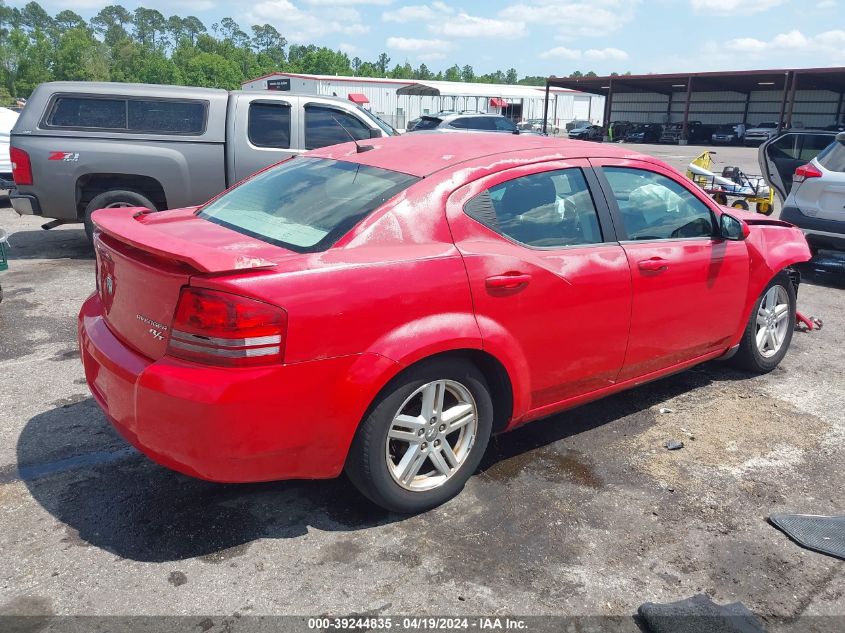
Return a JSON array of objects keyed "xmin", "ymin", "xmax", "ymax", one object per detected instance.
[
  {"xmin": 199, "ymin": 157, "xmax": 418, "ymax": 252},
  {"xmin": 356, "ymin": 106, "xmax": 397, "ymax": 135}
]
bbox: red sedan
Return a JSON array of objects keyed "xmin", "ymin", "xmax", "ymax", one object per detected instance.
[{"xmin": 79, "ymin": 133, "xmax": 811, "ymax": 513}]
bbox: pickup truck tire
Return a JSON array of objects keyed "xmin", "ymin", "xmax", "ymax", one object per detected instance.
[{"xmin": 83, "ymin": 190, "xmax": 157, "ymax": 242}]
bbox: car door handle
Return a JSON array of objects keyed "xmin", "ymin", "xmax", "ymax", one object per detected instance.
[
  {"xmin": 485, "ymin": 273, "xmax": 532, "ymax": 289},
  {"xmin": 637, "ymin": 257, "xmax": 669, "ymax": 272}
]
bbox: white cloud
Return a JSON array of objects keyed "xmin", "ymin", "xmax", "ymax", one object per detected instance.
[
  {"xmin": 539, "ymin": 46, "xmax": 628, "ymax": 61},
  {"xmin": 724, "ymin": 28, "xmax": 845, "ymax": 63},
  {"xmin": 430, "ymin": 12, "xmax": 526, "ymax": 38},
  {"xmin": 500, "ymin": 0, "xmax": 639, "ymax": 37},
  {"xmin": 539, "ymin": 46, "xmax": 582, "ymax": 60},
  {"xmin": 382, "ymin": 3, "xmax": 451, "ymax": 22},
  {"xmin": 584, "ymin": 47, "xmax": 628, "ymax": 61},
  {"xmin": 246, "ymin": 0, "xmax": 369, "ymax": 43},
  {"xmin": 386, "ymin": 36, "xmax": 452, "ymax": 52},
  {"xmin": 305, "ymin": 0, "xmax": 392, "ymax": 4},
  {"xmin": 418, "ymin": 52, "xmax": 447, "ymax": 62},
  {"xmin": 338, "ymin": 42, "xmax": 360, "ymax": 54},
  {"xmin": 724, "ymin": 37, "xmax": 769, "ymax": 53},
  {"xmin": 816, "ymin": 0, "xmax": 836, "ymax": 7},
  {"xmin": 690, "ymin": 0, "xmax": 784, "ymax": 14}
]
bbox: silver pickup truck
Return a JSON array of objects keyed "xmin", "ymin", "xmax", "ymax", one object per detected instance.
[{"xmin": 9, "ymin": 82, "xmax": 397, "ymax": 239}]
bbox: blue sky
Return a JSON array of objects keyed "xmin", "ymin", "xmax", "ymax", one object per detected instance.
[{"xmin": 14, "ymin": 0, "xmax": 845, "ymax": 77}]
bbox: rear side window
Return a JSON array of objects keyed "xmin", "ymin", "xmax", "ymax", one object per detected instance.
[
  {"xmin": 465, "ymin": 168, "xmax": 604, "ymax": 248},
  {"xmin": 198, "ymin": 157, "xmax": 418, "ymax": 253},
  {"xmin": 800, "ymin": 134, "xmax": 837, "ymax": 161},
  {"xmin": 44, "ymin": 96, "xmax": 206, "ymax": 134},
  {"xmin": 305, "ymin": 105, "xmax": 370, "ymax": 150},
  {"xmin": 248, "ymin": 102, "xmax": 291, "ymax": 149},
  {"xmin": 817, "ymin": 139, "xmax": 845, "ymax": 173},
  {"xmin": 47, "ymin": 97, "xmax": 125, "ymax": 129},
  {"xmin": 450, "ymin": 117, "xmax": 494, "ymax": 131},
  {"xmin": 127, "ymin": 100, "xmax": 205, "ymax": 134}
]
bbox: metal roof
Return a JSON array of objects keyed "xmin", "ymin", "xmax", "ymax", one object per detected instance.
[
  {"xmin": 396, "ymin": 80, "xmax": 573, "ymax": 99},
  {"xmin": 547, "ymin": 67, "xmax": 845, "ymax": 95}
]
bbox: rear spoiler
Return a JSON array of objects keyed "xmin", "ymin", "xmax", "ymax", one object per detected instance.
[{"xmin": 92, "ymin": 207, "xmax": 277, "ymax": 273}]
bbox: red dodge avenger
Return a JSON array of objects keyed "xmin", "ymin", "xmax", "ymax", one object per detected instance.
[{"xmin": 79, "ymin": 133, "xmax": 811, "ymax": 513}]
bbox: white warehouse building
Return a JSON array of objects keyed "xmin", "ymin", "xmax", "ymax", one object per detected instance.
[{"xmin": 241, "ymin": 72, "xmax": 605, "ymax": 131}]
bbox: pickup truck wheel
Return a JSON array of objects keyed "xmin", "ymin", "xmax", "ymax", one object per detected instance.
[
  {"xmin": 345, "ymin": 358, "xmax": 493, "ymax": 514},
  {"xmin": 83, "ymin": 190, "xmax": 157, "ymax": 242},
  {"xmin": 732, "ymin": 273, "xmax": 796, "ymax": 373}
]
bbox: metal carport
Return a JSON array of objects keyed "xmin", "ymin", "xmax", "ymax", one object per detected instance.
[{"xmin": 543, "ymin": 67, "xmax": 845, "ymax": 141}]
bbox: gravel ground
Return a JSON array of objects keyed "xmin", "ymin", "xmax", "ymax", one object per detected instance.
[{"xmin": 0, "ymin": 144, "xmax": 844, "ymax": 630}]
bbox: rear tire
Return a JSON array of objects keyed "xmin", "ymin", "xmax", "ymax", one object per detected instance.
[
  {"xmin": 731, "ymin": 200, "xmax": 750, "ymax": 211},
  {"xmin": 345, "ymin": 358, "xmax": 493, "ymax": 514},
  {"xmin": 732, "ymin": 273, "xmax": 796, "ymax": 373},
  {"xmin": 83, "ymin": 189, "xmax": 157, "ymax": 242}
]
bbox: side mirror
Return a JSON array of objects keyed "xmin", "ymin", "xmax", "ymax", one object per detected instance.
[
  {"xmin": 369, "ymin": 129, "xmax": 381, "ymax": 139},
  {"xmin": 720, "ymin": 212, "xmax": 750, "ymax": 241}
]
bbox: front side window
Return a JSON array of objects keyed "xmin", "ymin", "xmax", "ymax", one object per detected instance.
[
  {"xmin": 305, "ymin": 105, "xmax": 371, "ymax": 150},
  {"xmin": 248, "ymin": 102, "xmax": 291, "ymax": 149},
  {"xmin": 199, "ymin": 158, "xmax": 418, "ymax": 252},
  {"xmin": 603, "ymin": 167, "xmax": 714, "ymax": 240},
  {"xmin": 465, "ymin": 168, "xmax": 603, "ymax": 248}
]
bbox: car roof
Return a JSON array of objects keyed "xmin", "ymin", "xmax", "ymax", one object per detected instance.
[{"xmin": 306, "ymin": 132, "xmax": 653, "ymax": 178}]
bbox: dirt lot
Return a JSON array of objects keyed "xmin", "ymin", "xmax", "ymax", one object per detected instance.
[{"xmin": 0, "ymin": 145, "xmax": 844, "ymax": 630}]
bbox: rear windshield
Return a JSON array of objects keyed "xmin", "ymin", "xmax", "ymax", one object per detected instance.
[
  {"xmin": 817, "ymin": 139, "xmax": 845, "ymax": 173},
  {"xmin": 198, "ymin": 157, "xmax": 419, "ymax": 253},
  {"xmin": 413, "ymin": 117, "xmax": 442, "ymax": 131}
]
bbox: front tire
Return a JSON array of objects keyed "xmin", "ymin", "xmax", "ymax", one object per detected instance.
[
  {"xmin": 83, "ymin": 190, "xmax": 157, "ymax": 242},
  {"xmin": 345, "ymin": 358, "xmax": 493, "ymax": 513},
  {"xmin": 732, "ymin": 273, "xmax": 796, "ymax": 373}
]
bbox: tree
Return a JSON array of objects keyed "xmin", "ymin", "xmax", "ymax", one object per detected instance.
[
  {"xmin": 133, "ymin": 7, "xmax": 166, "ymax": 49},
  {"xmin": 20, "ymin": 2, "xmax": 52, "ymax": 33},
  {"xmin": 54, "ymin": 10, "xmax": 87, "ymax": 34},
  {"xmin": 351, "ymin": 56, "xmax": 361, "ymax": 75},
  {"xmin": 415, "ymin": 63, "xmax": 431, "ymax": 80},
  {"xmin": 375, "ymin": 52, "xmax": 389, "ymax": 75},
  {"xmin": 91, "ymin": 5, "xmax": 132, "ymax": 47},
  {"xmin": 460, "ymin": 64, "xmax": 474, "ymax": 82},
  {"xmin": 444, "ymin": 65, "xmax": 460, "ymax": 82},
  {"xmin": 54, "ymin": 27, "xmax": 108, "ymax": 81},
  {"xmin": 182, "ymin": 51, "xmax": 242, "ymax": 89},
  {"xmin": 505, "ymin": 68, "xmax": 518, "ymax": 84},
  {"xmin": 181, "ymin": 16, "xmax": 205, "ymax": 46}
]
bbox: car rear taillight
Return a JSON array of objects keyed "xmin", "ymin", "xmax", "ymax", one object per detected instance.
[
  {"xmin": 10, "ymin": 147, "xmax": 33, "ymax": 185},
  {"xmin": 167, "ymin": 287, "xmax": 287, "ymax": 367},
  {"xmin": 793, "ymin": 163, "xmax": 822, "ymax": 184}
]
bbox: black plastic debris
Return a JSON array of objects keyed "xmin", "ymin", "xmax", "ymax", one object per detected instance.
[
  {"xmin": 664, "ymin": 439, "xmax": 685, "ymax": 450},
  {"xmin": 770, "ymin": 513, "xmax": 845, "ymax": 560},
  {"xmin": 638, "ymin": 594, "xmax": 765, "ymax": 633}
]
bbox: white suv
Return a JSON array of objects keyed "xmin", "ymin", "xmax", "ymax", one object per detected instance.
[{"xmin": 774, "ymin": 132, "xmax": 845, "ymax": 252}]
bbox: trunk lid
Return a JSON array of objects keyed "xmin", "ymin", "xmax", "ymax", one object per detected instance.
[{"xmin": 93, "ymin": 207, "xmax": 291, "ymax": 360}]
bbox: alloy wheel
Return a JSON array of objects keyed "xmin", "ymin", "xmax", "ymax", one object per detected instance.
[
  {"xmin": 755, "ymin": 285, "xmax": 790, "ymax": 358},
  {"xmin": 385, "ymin": 379, "xmax": 478, "ymax": 492}
]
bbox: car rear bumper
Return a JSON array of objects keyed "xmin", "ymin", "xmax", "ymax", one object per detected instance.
[
  {"xmin": 780, "ymin": 205, "xmax": 845, "ymax": 250},
  {"xmin": 10, "ymin": 192, "xmax": 41, "ymax": 215},
  {"xmin": 78, "ymin": 293, "xmax": 399, "ymax": 483}
]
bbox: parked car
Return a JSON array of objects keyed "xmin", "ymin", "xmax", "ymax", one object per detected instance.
[
  {"xmin": 9, "ymin": 82, "xmax": 397, "ymax": 240},
  {"xmin": 0, "ymin": 107, "xmax": 19, "ymax": 187},
  {"xmin": 568, "ymin": 122, "xmax": 603, "ymax": 141},
  {"xmin": 711, "ymin": 123, "xmax": 745, "ymax": 145},
  {"xmin": 660, "ymin": 121, "xmax": 712, "ymax": 144},
  {"xmin": 623, "ymin": 123, "xmax": 663, "ymax": 143},
  {"xmin": 518, "ymin": 118, "xmax": 559, "ymax": 135},
  {"xmin": 760, "ymin": 129, "xmax": 845, "ymax": 252},
  {"xmin": 407, "ymin": 113, "xmax": 523, "ymax": 134},
  {"xmin": 566, "ymin": 119, "xmax": 590, "ymax": 132},
  {"xmin": 79, "ymin": 133, "xmax": 811, "ymax": 513},
  {"xmin": 744, "ymin": 121, "xmax": 780, "ymax": 146}
]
